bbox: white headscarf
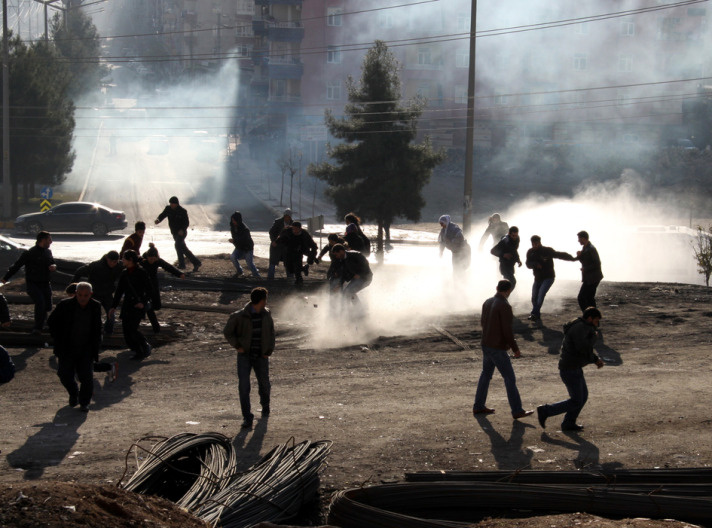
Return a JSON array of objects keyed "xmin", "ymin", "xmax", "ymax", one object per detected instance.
[{"xmin": 438, "ymin": 215, "xmax": 450, "ymax": 242}]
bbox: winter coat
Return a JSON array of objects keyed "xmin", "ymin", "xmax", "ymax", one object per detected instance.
[
  {"xmin": 121, "ymin": 233, "xmax": 144, "ymax": 257},
  {"xmin": 47, "ymin": 297, "xmax": 103, "ymax": 361},
  {"xmin": 525, "ymin": 246, "xmax": 575, "ymax": 282},
  {"xmin": 577, "ymin": 242, "xmax": 604, "ymax": 285},
  {"xmin": 559, "ymin": 317, "xmax": 600, "ymax": 370},
  {"xmin": 73, "ymin": 257, "xmax": 122, "ymax": 296},
  {"xmin": 277, "ymin": 229, "xmax": 318, "ymax": 262},
  {"xmin": 157, "ymin": 204, "xmax": 190, "ymax": 234},
  {"xmin": 480, "ymin": 293, "xmax": 519, "ymax": 353},
  {"xmin": 111, "ymin": 266, "xmax": 152, "ymax": 317},
  {"xmin": 490, "ymin": 235, "xmax": 521, "ymax": 267},
  {"xmin": 269, "ymin": 217, "xmax": 291, "ymax": 242},
  {"xmin": 341, "ymin": 250, "xmax": 372, "ymax": 283},
  {"xmin": 3, "ymin": 245, "xmax": 55, "ymax": 283},
  {"xmin": 223, "ymin": 302, "xmax": 276, "ymax": 357},
  {"xmin": 230, "ymin": 213, "xmax": 255, "ymax": 252}
]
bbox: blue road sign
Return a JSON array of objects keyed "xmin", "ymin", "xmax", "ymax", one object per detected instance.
[{"xmin": 40, "ymin": 187, "xmax": 53, "ymax": 200}]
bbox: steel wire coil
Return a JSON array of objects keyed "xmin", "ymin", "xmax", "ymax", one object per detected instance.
[{"xmin": 327, "ymin": 481, "xmax": 712, "ymax": 528}]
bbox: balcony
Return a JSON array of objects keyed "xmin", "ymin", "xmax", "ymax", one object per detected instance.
[
  {"xmin": 265, "ymin": 57, "xmax": 303, "ymax": 79},
  {"xmin": 255, "ymin": 0, "xmax": 302, "ymax": 5},
  {"xmin": 251, "ymin": 48, "xmax": 268, "ymax": 66},
  {"xmin": 267, "ymin": 94, "xmax": 302, "ymax": 106},
  {"xmin": 253, "ymin": 17, "xmax": 304, "ymax": 41}
]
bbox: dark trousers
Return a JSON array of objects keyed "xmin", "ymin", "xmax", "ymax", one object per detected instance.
[
  {"xmin": 541, "ymin": 368, "xmax": 589, "ymax": 428},
  {"xmin": 121, "ymin": 308, "xmax": 150, "ymax": 357},
  {"xmin": 578, "ymin": 281, "xmax": 600, "ymax": 313},
  {"xmin": 57, "ymin": 354, "xmax": 94, "ymax": 406},
  {"xmin": 26, "ymin": 281, "xmax": 52, "ymax": 331},
  {"xmin": 499, "ymin": 263, "xmax": 517, "ymax": 290},
  {"xmin": 237, "ymin": 353, "xmax": 270, "ymax": 420},
  {"xmin": 173, "ymin": 233, "xmax": 199, "ymax": 268},
  {"xmin": 284, "ymin": 252, "xmax": 304, "ymax": 282},
  {"xmin": 146, "ymin": 289, "xmax": 161, "ymax": 332},
  {"xmin": 94, "ymin": 292, "xmax": 115, "ymax": 335}
]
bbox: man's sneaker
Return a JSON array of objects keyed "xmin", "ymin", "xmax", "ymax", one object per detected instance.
[
  {"xmin": 177, "ymin": 263, "xmax": 186, "ymax": 270},
  {"xmin": 251, "ymin": 272, "xmax": 262, "ymax": 278},
  {"xmin": 233, "ymin": 271, "xmax": 244, "ymax": 279},
  {"xmin": 193, "ymin": 262, "xmax": 201, "ymax": 273},
  {"xmin": 69, "ymin": 394, "xmax": 78, "ymax": 407},
  {"xmin": 537, "ymin": 405, "xmax": 547, "ymax": 428},
  {"xmin": 241, "ymin": 416, "xmax": 254, "ymax": 429},
  {"xmin": 79, "ymin": 404, "xmax": 89, "ymax": 412},
  {"xmin": 145, "ymin": 343, "xmax": 153, "ymax": 358},
  {"xmin": 261, "ymin": 406, "xmax": 270, "ymax": 416},
  {"xmin": 110, "ymin": 362, "xmax": 119, "ymax": 382}
]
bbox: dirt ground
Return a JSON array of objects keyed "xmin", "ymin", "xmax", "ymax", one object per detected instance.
[{"xmin": 1, "ymin": 253, "xmax": 711, "ymax": 527}]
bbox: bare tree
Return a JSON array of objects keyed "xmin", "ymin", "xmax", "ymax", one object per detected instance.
[
  {"xmin": 277, "ymin": 148, "xmax": 299, "ymax": 212},
  {"xmin": 693, "ymin": 226, "xmax": 712, "ymax": 286}
]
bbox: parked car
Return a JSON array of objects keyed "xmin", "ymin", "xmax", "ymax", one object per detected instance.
[
  {"xmin": 14, "ymin": 202, "xmax": 127, "ymax": 236},
  {"xmin": 0, "ymin": 235, "xmax": 27, "ymax": 272}
]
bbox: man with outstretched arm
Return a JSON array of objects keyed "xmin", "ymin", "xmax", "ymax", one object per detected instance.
[{"xmin": 154, "ymin": 196, "xmax": 201, "ymax": 272}]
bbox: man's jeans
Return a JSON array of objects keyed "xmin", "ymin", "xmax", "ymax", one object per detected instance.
[
  {"xmin": 237, "ymin": 354, "xmax": 271, "ymax": 420},
  {"xmin": 231, "ymin": 248, "xmax": 260, "ymax": 276},
  {"xmin": 531, "ymin": 277, "xmax": 555, "ymax": 317},
  {"xmin": 540, "ymin": 367, "xmax": 588, "ymax": 428},
  {"xmin": 343, "ymin": 277, "xmax": 372, "ymax": 306},
  {"xmin": 499, "ymin": 263, "xmax": 517, "ymax": 290},
  {"xmin": 474, "ymin": 346, "xmax": 524, "ymax": 416},
  {"xmin": 26, "ymin": 281, "xmax": 52, "ymax": 331}
]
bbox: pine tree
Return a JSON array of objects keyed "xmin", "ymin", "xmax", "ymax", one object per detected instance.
[{"xmin": 309, "ymin": 41, "xmax": 445, "ymax": 258}]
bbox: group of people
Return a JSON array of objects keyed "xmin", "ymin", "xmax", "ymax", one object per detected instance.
[
  {"xmin": 474, "ymin": 279, "xmax": 605, "ymax": 432},
  {"xmin": 440, "ymin": 213, "xmax": 604, "ymax": 319}
]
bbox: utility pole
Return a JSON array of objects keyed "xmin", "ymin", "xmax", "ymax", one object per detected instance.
[
  {"xmin": 2, "ymin": 0, "xmax": 11, "ymax": 218},
  {"xmin": 462, "ymin": 0, "xmax": 477, "ymax": 236}
]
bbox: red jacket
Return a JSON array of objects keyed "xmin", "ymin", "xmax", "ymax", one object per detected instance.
[{"xmin": 480, "ymin": 293, "xmax": 519, "ymax": 353}]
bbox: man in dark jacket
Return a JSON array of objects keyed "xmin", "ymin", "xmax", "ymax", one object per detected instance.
[
  {"xmin": 276, "ymin": 221, "xmax": 317, "ymax": 285},
  {"xmin": 47, "ymin": 282, "xmax": 103, "ymax": 412},
  {"xmin": 473, "ymin": 280, "xmax": 533, "ymax": 420},
  {"xmin": 229, "ymin": 211, "xmax": 260, "ymax": 278},
  {"xmin": 268, "ymin": 209, "xmax": 293, "ymax": 279},
  {"xmin": 537, "ymin": 307, "xmax": 604, "ymax": 432},
  {"xmin": 525, "ymin": 235, "xmax": 575, "ymax": 321},
  {"xmin": 330, "ymin": 244, "xmax": 372, "ymax": 306},
  {"xmin": 490, "ymin": 226, "xmax": 522, "ymax": 290},
  {"xmin": 575, "ymin": 230, "xmax": 604, "ymax": 313},
  {"xmin": 154, "ymin": 196, "xmax": 201, "ymax": 272},
  {"xmin": 2, "ymin": 231, "xmax": 56, "ymax": 334},
  {"xmin": 223, "ymin": 287, "xmax": 276, "ymax": 429},
  {"xmin": 73, "ymin": 250, "xmax": 122, "ymax": 335}
]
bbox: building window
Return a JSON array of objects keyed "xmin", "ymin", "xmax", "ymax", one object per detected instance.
[
  {"xmin": 572, "ymin": 22, "xmax": 589, "ymax": 35},
  {"xmin": 617, "ymin": 90, "xmax": 629, "ymax": 106},
  {"xmin": 494, "ymin": 90, "xmax": 508, "ymax": 106},
  {"xmin": 618, "ymin": 54, "xmax": 633, "ymax": 72},
  {"xmin": 416, "ymin": 81, "xmax": 430, "ymax": 98},
  {"xmin": 620, "ymin": 21, "xmax": 635, "ymax": 36},
  {"xmin": 327, "ymin": 46, "xmax": 342, "ymax": 64},
  {"xmin": 236, "ymin": 0, "xmax": 252, "ymax": 15},
  {"xmin": 235, "ymin": 25, "xmax": 253, "ymax": 37},
  {"xmin": 573, "ymin": 53, "xmax": 588, "ymax": 71},
  {"xmin": 457, "ymin": 14, "xmax": 470, "ymax": 32},
  {"xmin": 378, "ymin": 12, "xmax": 393, "ymax": 28},
  {"xmin": 327, "ymin": 7, "xmax": 343, "ymax": 27},
  {"xmin": 658, "ymin": 17, "xmax": 681, "ymax": 40},
  {"xmin": 454, "ymin": 85, "xmax": 468, "ymax": 104},
  {"xmin": 236, "ymin": 44, "xmax": 252, "ymax": 57},
  {"xmin": 326, "ymin": 81, "xmax": 341, "ymax": 100},
  {"xmin": 417, "ymin": 46, "xmax": 432, "ymax": 65},
  {"xmin": 455, "ymin": 49, "xmax": 469, "ymax": 68}
]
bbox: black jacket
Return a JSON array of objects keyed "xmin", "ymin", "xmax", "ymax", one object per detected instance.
[
  {"xmin": 3, "ymin": 245, "xmax": 55, "ymax": 283},
  {"xmin": 577, "ymin": 242, "xmax": 604, "ymax": 285},
  {"xmin": 269, "ymin": 217, "xmax": 290, "ymax": 242},
  {"xmin": 47, "ymin": 297, "xmax": 103, "ymax": 361},
  {"xmin": 277, "ymin": 229, "xmax": 318, "ymax": 261},
  {"xmin": 341, "ymin": 250, "xmax": 373, "ymax": 283},
  {"xmin": 491, "ymin": 235, "xmax": 521, "ymax": 267},
  {"xmin": 112, "ymin": 267, "xmax": 152, "ymax": 314},
  {"xmin": 525, "ymin": 246, "xmax": 575, "ymax": 281},
  {"xmin": 73, "ymin": 258, "xmax": 122, "ymax": 296},
  {"xmin": 157, "ymin": 204, "xmax": 190, "ymax": 234},
  {"xmin": 559, "ymin": 318, "xmax": 600, "ymax": 370},
  {"xmin": 230, "ymin": 222, "xmax": 255, "ymax": 251}
]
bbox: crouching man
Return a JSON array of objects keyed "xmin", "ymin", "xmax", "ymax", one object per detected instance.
[
  {"xmin": 223, "ymin": 287, "xmax": 276, "ymax": 429},
  {"xmin": 330, "ymin": 244, "xmax": 372, "ymax": 308}
]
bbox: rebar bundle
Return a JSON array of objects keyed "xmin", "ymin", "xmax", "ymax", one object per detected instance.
[{"xmin": 119, "ymin": 434, "xmax": 331, "ymax": 528}]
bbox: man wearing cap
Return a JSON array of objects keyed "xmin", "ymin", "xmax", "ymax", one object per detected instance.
[
  {"xmin": 268, "ymin": 209, "xmax": 293, "ymax": 280},
  {"xmin": 155, "ymin": 196, "xmax": 201, "ymax": 272}
]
